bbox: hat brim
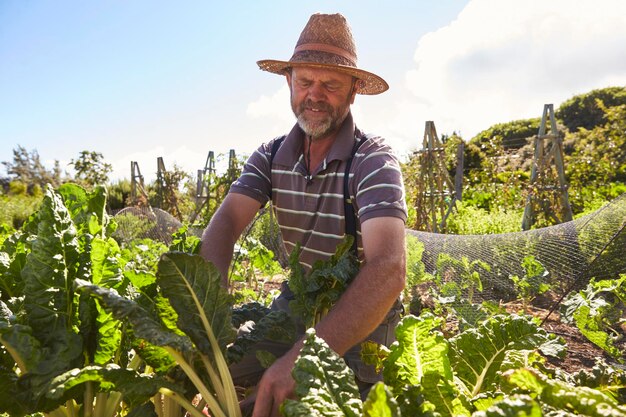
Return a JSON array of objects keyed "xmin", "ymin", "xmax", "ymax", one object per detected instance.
[{"xmin": 257, "ymin": 59, "xmax": 389, "ymax": 95}]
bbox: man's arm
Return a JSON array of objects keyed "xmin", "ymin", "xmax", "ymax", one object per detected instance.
[
  {"xmin": 314, "ymin": 216, "xmax": 406, "ymax": 353},
  {"xmin": 251, "ymin": 216, "xmax": 406, "ymax": 417},
  {"xmin": 199, "ymin": 193, "xmax": 262, "ymax": 285}
]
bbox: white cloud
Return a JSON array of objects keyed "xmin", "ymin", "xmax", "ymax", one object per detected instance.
[
  {"xmin": 246, "ymin": 84, "xmax": 294, "ymax": 137},
  {"xmin": 403, "ymin": 0, "xmax": 626, "ymax": 142}
]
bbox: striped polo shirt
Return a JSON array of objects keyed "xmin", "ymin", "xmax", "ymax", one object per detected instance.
[{"xmin": 230, "ymin": 112, "xmax": 407, "ymax": 270}]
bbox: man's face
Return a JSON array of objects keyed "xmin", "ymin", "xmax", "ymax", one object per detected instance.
[{"xmin": 286, "ymin": 67, "xmax": 357, "ymax": 140}]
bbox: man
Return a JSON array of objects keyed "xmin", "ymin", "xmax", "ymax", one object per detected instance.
[{"xmin": 200, "ymin": 13, "xmax": 406, "ymax": 417}]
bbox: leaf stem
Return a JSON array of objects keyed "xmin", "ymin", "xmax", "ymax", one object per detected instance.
[
  {"xmin": 165, "ymin": 347, "xmax": 228, "ymax": 417},
  {"xmin": 159, "ymin": 388, "xmax": 207, "ymax": 417},
  {"xmin": 102, "ymin": 392, "xmax": 123, "ymax": 417}
]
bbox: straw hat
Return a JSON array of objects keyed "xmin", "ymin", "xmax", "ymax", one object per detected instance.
[{"xmin": 257, "ymin": 13, "xmax": 388, "ymax": 95}]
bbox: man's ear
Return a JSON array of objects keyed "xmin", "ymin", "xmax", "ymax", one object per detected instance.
[
  {"xmin": 350, "ymin": 79, "xmax": 363, "ymax": 104},
  {"xmin": 285, "ymin": 69, "xmax": 292, "ymax": 88}
]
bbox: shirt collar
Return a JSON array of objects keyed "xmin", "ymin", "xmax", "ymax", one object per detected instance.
[{"xmin": 273, "ymin": 112, "xmax": 356, "ymax": 167}]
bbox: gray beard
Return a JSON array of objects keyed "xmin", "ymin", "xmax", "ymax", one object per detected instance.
[{"xmin": 296, "ymin": 114, "xmax": 334, "ymax": 140}]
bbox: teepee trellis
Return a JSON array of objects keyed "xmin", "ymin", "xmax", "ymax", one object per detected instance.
[
  {"xmin": 413, "ymin": 121, "xmax": 461, "ymax": 233},
  {"xmin": 522, "ymin": 104, "xmax": 573, "ymax": 230}
]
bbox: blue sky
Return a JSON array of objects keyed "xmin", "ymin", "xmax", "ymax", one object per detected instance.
[{"xmin": 2, "ymin": 1, "xmax": 626, "ymax": 182}]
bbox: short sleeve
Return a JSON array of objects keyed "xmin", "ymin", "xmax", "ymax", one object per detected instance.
[
  {"xmin": 352, "ymin": 137, "xmax": 407, "ymax": 223},
  {"xmin": 228, "ymin": 141, "xmax": 275, "ymax": 205}
]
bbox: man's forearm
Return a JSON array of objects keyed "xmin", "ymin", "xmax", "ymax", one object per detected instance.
[
  {"xmin": 200, "ymin": 217, "xmax": 237, "ymax": 285},
  {"xmin": 199, "ymin": 193, "xmax": 263, "ymax": 286},
  {"xmin": 310, "ymin": 255, "xmax": 405, "ymax": 356}
]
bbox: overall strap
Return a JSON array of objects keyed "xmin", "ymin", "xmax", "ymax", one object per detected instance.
[
  {"xmin": 267, "ymin": 136, "xmax": 286, "ymax": 199},
  {"xmin": 344, "ymin": 134, "xmax": 370, "ymax": 254}
]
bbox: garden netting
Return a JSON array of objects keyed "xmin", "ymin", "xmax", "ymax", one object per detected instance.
[
  {"xmin": 112, "ymin": 206, "xmax": 189, "ymax": 245},
  {"xmin": 407, "ymin": 192, "xmax": 626, "ymax": 322}
]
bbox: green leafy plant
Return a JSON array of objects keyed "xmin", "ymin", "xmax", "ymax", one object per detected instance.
[
  {"xmin": 0, "ymin": 184, "xmax": 170, "ymax": 417},
  {"xmin": 287, "ymin": 236, "xmax": 360, "ymax": 328},
  {"xmin": 560, "ymin": 275, "xmax": 626, "ymax": 361},
  {"xmin": 77, "ymin": 251, "xmax": 297, "ymax": 417},
  {"xmin": 230, "ymin": 236, "xmax": 283, "ymax": 305},
  {"xmin": 509, "ymin": 255, "xmax": 551, "ymax": 311},
  {"xmin": 404, "ymin": 235, "xmax": 430, "ymax": 314},
  {"xmin": 570, "ymin": 359, "xmax": 626, "ymax": 404},
  {"xmin": 502, "ymin": 368, "xmax": 626, "ymax": 416},
  {"xmin": 285, "ymin": 313, "xmax": 577, "ymax": 417},
  {"xmin": 435, "ymin": 253, "xmax": 491, "ymax": 304},
  {"xmin": 281, "ymin": 329, "xmax": 363, "ymax": 417},
  {"xmin": 77, "ymin": 253, "xmax": 241, "ymax": 417}
]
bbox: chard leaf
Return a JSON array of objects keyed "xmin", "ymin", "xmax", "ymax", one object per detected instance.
[
  {"xmin": 90, "ymin": 237, "xmax": 124, "ymax": 289},
  {"xmin": 449, "ymin": 314, "xmax": 564, "ymax": 397},
  {"xmin": 363, "ymin": 382, "xmax": 401, "ymax": 417},
  {"xmin": 281, "ymin": 328, "xmax": 363, "ymax": 417},
  {"xmin": 471, "ymin": 394, "xmax": 542, "ymax": 417},
  {"xmin": 288, "ymin": 236, "xmax": 359, "ymax": 327},
  {"xmin": 132, "ymin": 339, "xmax": 177, "ymax": 374},
  {"xmin": 58, "ymin": 183, "xmax": 111, "ymax": 238},
  {"xmin": 156, "ymin": 252, "xmax": 236, "ymax": 355},
  {"xmin": 504, "ymin": 368, "xmax": 626, "ymax": 417},
  {"xmin": 168, "ymin": 225, "xmax": 201, "ymax": 254},
  {"xmin": 380, "ymin": 314, "xmax": 469, "ymax": 416},
  {"xmin": 22, "ymin": 186, "xmax": 81, "ymax": 347},
  {"xmin": 361, "ymin": 340, "xmax": 390, "ymax": 374},
  {"xmin": 75, "ymin": 279, "xmax": 192, "ymax": 354},
  {"xmin": 0, "ymin": 231, "xmax": 27, "ymax": 299},
  {"xmin": 83, "ymin": 236, "xmax": 125, "ymax": 365},
  {"xmin": 499, "ymin": 349, "xmax": 545, "ymax": 374},
  {"xmin": 232, "ymin": 302, "xmax": 271, "ymax": 328},
  {"xmin": 560, "ymin": 276, "xmax": 625, "ymax": 361},
  {"xmin": 57, "ymin": 183, "xmax": 89, "ymax": 224},
  {"xmin": 572, "ymin": 300, "xmax": 624, "ymax": 361},
  {"xmin": 227, "ymin": 310, "xmax": 295, "ymax": 364},
  {"xmin": 560, "ymin": 276, "xmax": 626, "ymax": 324},
  {"xmin": 0, "ymin": 366, "xmax": 33, "ymax": 416},
  {"xmin": 395, "ymin": 385, "xmax": 437, "ymax": 417},
  {"xmin": 0, "ymin": 321, "xmax": 43, "ymax": 373},
  {"xmin": 125, "ymin": 269, "xmax": 157, "ymax": 290},
  {"xmin": 46, "ymin": 363, "xmax": 182, "ymax": 407},
  {"xmin": 383, "ymin": 313, "xmax": 451, "ymax": 391},
  {"xmin": 471, "ymin": 392, "xmax": 505, "ymax": 411},
  {"xmin": 421, "ymin": 372, "xmax": 470, "ymax": 417},
  {"xmin": 574, "ymin": 304, "xmax": 623, "ymax": 358},
  {"xmin": 18, "ymin": 186, "xmax": 83, "ymax": 398},
  {"xmin": 571, "ymin": 359, "xmax": 626, "ymax": 404},
  {"xmin": 255, "ymin": 350, "xmax": 277, "ymax": 369}
]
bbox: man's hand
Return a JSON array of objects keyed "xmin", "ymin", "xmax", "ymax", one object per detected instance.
[{"xmin": 251, "ymin": 348, "xmax": 299, "ymax": 417}]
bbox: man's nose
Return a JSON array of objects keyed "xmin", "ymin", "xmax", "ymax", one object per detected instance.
[{"xmin": 306, "ymin": 82, "xmax": 326, "ymax": 101}]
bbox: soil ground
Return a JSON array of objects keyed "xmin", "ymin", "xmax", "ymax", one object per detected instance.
[{"xmin": 526, "ymin": 292, "xmax": 626, "ymax": 373}]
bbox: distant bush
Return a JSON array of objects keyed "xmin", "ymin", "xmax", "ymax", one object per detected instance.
[
  {"xmin": 8, "ymin": 181, "xmax": 27, "ymax": 196},
  {"xmin": 469, "ymin": 118, "xmax": 541, "ymax": 152},
  {"xmin": 557, "ymin": 86, "xmax": 626, "ymax": 132},
  {"xmin": 447, "ymin": 202, "xmax": 522, "ymax": 235},
  {"xmin": 107, "ymin": 179, "xmax": 132, "ymax": 211},
  {"xmin": 0, "ymin": 194, "xmax": 42, "ymax": 229}
]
